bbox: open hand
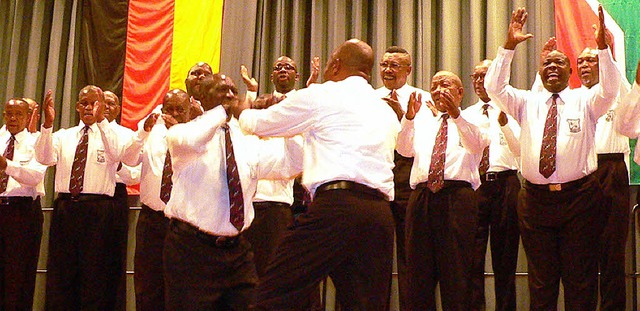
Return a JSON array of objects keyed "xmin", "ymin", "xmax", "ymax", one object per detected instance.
[
  {"xmin": 43, "ymin": 90, "xmax": 55, "ymax": 129},
  {"xmin": 240, "ymin": 65, "xmax": 259, "ymax": 92},
  {"xmin": 505, "ymin": 8, "xmax": 533, "ymax": 50},
  {"xmin": 306, "ymin": 56, "xmax": 320, "ymax": 86}
]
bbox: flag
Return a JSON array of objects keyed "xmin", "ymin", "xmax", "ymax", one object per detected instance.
[
  {"xmin": 554, "ymin": 0, "xmax": 640, "ymax": 183},
  {"xmin": 121, "ymin": 0, "xmax": 224, "ymax": 130}
]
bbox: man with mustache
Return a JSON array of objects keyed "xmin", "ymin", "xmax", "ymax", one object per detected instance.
[{"xmin": 485, "ymin": 6, "xmax": 621, "ymax": 310}]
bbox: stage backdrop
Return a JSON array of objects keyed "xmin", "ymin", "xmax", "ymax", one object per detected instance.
[{"xmin": 554, "ymin": 0, "xmax": 640, "ymax": 184}]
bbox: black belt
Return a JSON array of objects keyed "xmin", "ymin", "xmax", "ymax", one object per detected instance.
[
  {"xmin": 253, "ymin": 201, "xmax": 291, "ymax": 209},
  {"xmin": 315, "ymin": 180, "xmax": 386, "ymax": 200},
  {"xmin": 170, "ymin": 219, "xmax": 240, "ymax": 249},
  {"xmin": 0, "ymin": 196, "xmax": 34, "ymax": 206},
  {"xmin": 58, "ymin": 193, "xmax": 112, "ymax": 202},
  {"xmin": 416, "ymin": 180, "xmax": 471, "ymax": 191},
  {"xmin": 524, "ymin": 174, "xmax": 591, "ymax": 192},
  {"xmin": 597, "ymin": 153, "xmax": 624, "ymax": 161},
  {"xmin": 141, "ymin": 204, "xmax": 166, "ymax": 217},
  {"xmin": 481, "ymin": 170, "xmax": 517, "ymax": 182}
]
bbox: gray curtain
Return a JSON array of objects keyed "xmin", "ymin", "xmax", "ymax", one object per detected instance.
[{"xmin": 221, "ymin": 0, "xmax": 555, "ymax": 109}]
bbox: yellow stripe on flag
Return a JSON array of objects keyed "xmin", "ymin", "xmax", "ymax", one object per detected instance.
[{"xmin": 169, "ymin": 0, "xmax": 224, "ymax": 91}]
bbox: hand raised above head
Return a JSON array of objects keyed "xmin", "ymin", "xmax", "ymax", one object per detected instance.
[
  {"xmin": 43, "ymin": 89, "xmax": 55, "ymax": 129},
  {"xmin": 540, "ymin": 37, "xmax": 557, "ymax": 66},
  {"xmin": 504, "ymin": 7, "xmax": 533, "ymax": 50},
  {"xmin": 594, "ymin": 4, "xmax": 608, "ymax": 50}
]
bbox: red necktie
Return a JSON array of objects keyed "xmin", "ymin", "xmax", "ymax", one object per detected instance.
[
  {"xmin": 224, "ymin": 124, "xmax": 244, "ymax": 231},
  {"xmin": 479, "ymin": 104, "xmax": 490, "ymax": 175},
  {"xmin": 427, "ymin": 114, "xmax": 449, "ymax": 192},
  {"xmin": 539, "ymin": 94, "xmax": 559, "ymax": 178},
  {"xmin": 160, "ymin": 150, "xmax": 172, "ymax": 204},
  {"xmin": 69, "ymin": 126, "xmax": 89, "ymax": 197},
  {"xmin": 0, "ymin": 135, "xmax": 16, "ymax": 194}
]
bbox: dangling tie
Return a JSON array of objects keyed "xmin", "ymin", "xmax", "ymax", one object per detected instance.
[
  {"xmin": 427, "ymin": 114, "xmax": 449, "ymax": 192},
  {"xmin": 539, "ymin": 94, "xmax": 559, "ymax": 178},
  {"xmin": 223, "ymin": 124, "xmax": 244, "ymax": 231},
  {"xmin": 159, "ymin": 150, "xmax": 173, "ymax": 204},
  {"xmin": 479, "ymin": 104, "xmax": 491, "ymax": 175},
  {"xmin": 0, "ymin": 135, "xmax": 16, "ymax": 194},
  {"xmin": 69, "ymin": 126, "xmax": 89, "ymax": 197}
]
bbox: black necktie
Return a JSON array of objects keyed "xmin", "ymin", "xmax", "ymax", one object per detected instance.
[
  {"xmin": 479, "ymin": 104, "xmax": 490, "ymax": 175},
  {"xmin": 160, "ymin": 150, "xmax": 173, "ymax": 204}
]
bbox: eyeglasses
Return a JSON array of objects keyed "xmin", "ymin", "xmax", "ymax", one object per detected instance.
[
  {"xmin": 273, "ymin": 64, "xmax": 296, "ymax": 71},
  {"xmin": 379, "ymin": 62, "xmax": 408, "ymax": 70}
]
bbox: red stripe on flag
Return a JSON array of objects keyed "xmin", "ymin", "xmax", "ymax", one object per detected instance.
[
  {"xmin": 121, "ymin": 0, "xmax": 175, "ymax": 130},
  {"xmin": 554, "ymin": 0, "xmax": 600, "ymax": 88}
]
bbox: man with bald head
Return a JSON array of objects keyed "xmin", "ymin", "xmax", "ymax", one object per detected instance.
[
  {"xmin": 485, "ymin": 7, "xmax": 621, "ymax": 310},
  {"xmin": 122, "ymin": 89, "xmax": 190, "ymax": 310},
  {"xmin": 234, "ymin": 38, "xmax": 399, "ymax": 310},
  {"xmin": 163, "ymin": 69, "xmax": 301, "ymax": 309},
  {"xmin": 0, "ymin": 98, "xmax": 46, "ymax": 310},
  {"xmin": 36, "ymin": 86, "xmax": 130, "ymax": 309},
  {"xmin": 397, "ymin": 70, "xmax": 488, "ymax": 310}
]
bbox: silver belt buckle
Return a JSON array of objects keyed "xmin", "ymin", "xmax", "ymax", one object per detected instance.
[
  {"xmin": 548, "ymin": 184, "xmax": 562, "ymax": 191},
  {"xmin": 486, "ymin": 172, "xmax": 498, "ymax": 182}
]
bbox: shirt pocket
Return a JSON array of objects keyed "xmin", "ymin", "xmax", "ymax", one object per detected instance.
[{"xmin": 560, "ymin": 113, "xmax": 584, "ymax": 137}]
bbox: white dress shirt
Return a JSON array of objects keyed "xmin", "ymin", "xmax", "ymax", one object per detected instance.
[
  {"xmin": 397, "ymin": 110, "xmax": 489, "ymax": 190},
  {"xmin": 123, "ymin": 122, "xmax": 169, "ymax": 212},
  {"xmin": 485, "ymin": 47, "xmax": 621, "ymax": 184},
  {"xmin": 35, "ymin": 120, "xmax": 124, "ymax": 195},
  {"xmin": 109, "ymin": 121, "xmax": 141, "ymax": 185},
  {"xmin": 462, "ymin": 100, "xmax": 520, "ymax": 172},
  {"xmin": 0, "ymin": 129, "xmax": 46, "ymax": 198},
  {"xmin": 375, "ymin": 83, "xmax": 432, "ymax": 113},
  {"xmin": 238, "ymin": 76, "xmax": 399, "ymax": 200},
  {"xmin": 165, "ymin": 106, "xmax": 302, "ymax": 236}
]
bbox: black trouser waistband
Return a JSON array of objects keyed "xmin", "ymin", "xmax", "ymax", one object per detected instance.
[
  {"xmin": 315, "ymin": 180, "xmax": 386, "ymax": 200},
  {"xmin": 58, "ymin": 193, "xmax": 112, "ymax": 202},
  {"xmin": 416, "ymin": 180, "xmax": 471, "ymax": 191},
  {"xmin": 253, "ymin": 201, "xmax": 291, "ymax": 209},
  {"xmin": 481, "ymin": 169, "xmax": 518, "ymax": 182},
  {"xmin": 141, "ymin": 204, "xmax": 166, "ymax": 217},
  {"xmin": 0, "ymin": 196, "xmax": 35, "ymax": 206},
  {"xmin": 524, "ymin": 174, "xmax": 591, "ymax": 192},
  {"xmin": 597, "ymin": 153, "xmax": 624, "ymax": 161},
  {"xmin": 170, "ymin": 219, "xmax": 240, "ymax": 249}
]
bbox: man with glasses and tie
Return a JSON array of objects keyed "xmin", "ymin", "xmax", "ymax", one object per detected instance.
[
  {"xmin": 0, "ymin": 98, "xmax": 46, "ymax": 310},
  {"xmin": 162, "ymin": 69, "xmax": 302, "ymax": 310},
  {"xmin": 36, "ymin": 86, "xmax": 128, "ymax": 310},
  {"xmin": 374, "ymin": 46, "xmax": 431, "ymax": 310},
  {"xmin": 485, "ymin": 7, "xmax": 621, "ymax": 310},
  {"xmin": 397, "ymin": 71, "xmax": 488, "ymax": 310}
]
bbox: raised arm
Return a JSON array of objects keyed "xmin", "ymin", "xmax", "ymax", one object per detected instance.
[{"xmin": 35, "ymin": 90, "xmax": 57, "ymax": 165}]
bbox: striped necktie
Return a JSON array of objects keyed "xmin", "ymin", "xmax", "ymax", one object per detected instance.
[
  {"xmin": 0, "ymin": 135, "xmax": 16, "ymax": 194},
  {"xmin": 223, "ymin": 124, "xmax": 244, "ymax": 231},
  {"xmin": 427, "ymin": 114, "xmax": 449, "ymax": 192},
  {"xmin": 69, "ymin": 126, "xmax": 89, "ymax": 197},
  {"xmin": 539, "ymin": 94, "xmax": 559, "ymax": 178}
]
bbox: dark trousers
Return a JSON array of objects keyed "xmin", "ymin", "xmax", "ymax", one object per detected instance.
[
  {"xmin": 519, "ymin": 175, "xmax": 605, "ymax": 311},
  {"xmin": 405, "ymin": 181, "xmax": 478, "ymax": 311},
  {"xmin": 112, "ymin": 183, "xmax": 129, "ymax": 311},
  {"xmin": 594, "ymin": 153, "xmax": 630, "ymax": 310},
  {"xmin": 0, "ymin": 197, "xmax": 42, "ymax": 311},
  {"xmin": 163, "ymin": 219, "xmax": 258, "ymax": 310},
  {"xmin": 244, "ymin": 201, "xmax": 293, "ymax": 277},
  {"xmin": 256, "ymin": 188, "xmax": 394, "ymax": 311},
  {"xmin": 471, "ymin": 171, "xmax": 520, "ymax": 311},
  {"xmin": 391, "ymin": 152, "xmax": 413, "ymax": 311},
  {"xmin": 45, "ymin": 194, "xmax": 119, "ymax": 310},
  {"xmin": 134, "ymin": 205, "xmax": 170, "ymax": 311}
]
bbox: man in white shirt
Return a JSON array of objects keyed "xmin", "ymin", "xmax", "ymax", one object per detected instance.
[
  {"xmin": 397, "ymin": 71, "xmax": 489, "ymax": 310},
  {"xmin": 617, "ymin": 61, "xmax": 640, "ymax": 163},
  {"xmin": 36, "ymin": 85, "xmax": 129, "ymax": 310},
  {"xmin": 123, "ymin": 88, "xmax": 191, "ymax": 311},
  {"xmin": 0, "ymin": 98, "xmax": 46, "ymax": 310},
  {"xmin": 374, "ymin": 46, "xmax": 431, "ymax": 310},
  {"xmin": 234, "ymin": 39, "xmax": 399, "ymax": 311},
  {"xmin": 484, "ymin": 7, "xmax": 621, "ymax": 310},
  {"xmin": 164, "ymin": 69, "xmax": 302, "ymax": 310},
  {"xmin": 463, "ymin": 59, "xmax": 521, "ymax": 311}
]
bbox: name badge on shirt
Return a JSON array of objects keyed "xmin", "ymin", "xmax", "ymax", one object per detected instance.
[
  {"xmin": 96, "ymin": 149, "xmax": 106, "ymax": 163},
  {"xmin": 567, "ymin": 119, "xmax": 581, "ymax": 133}
]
